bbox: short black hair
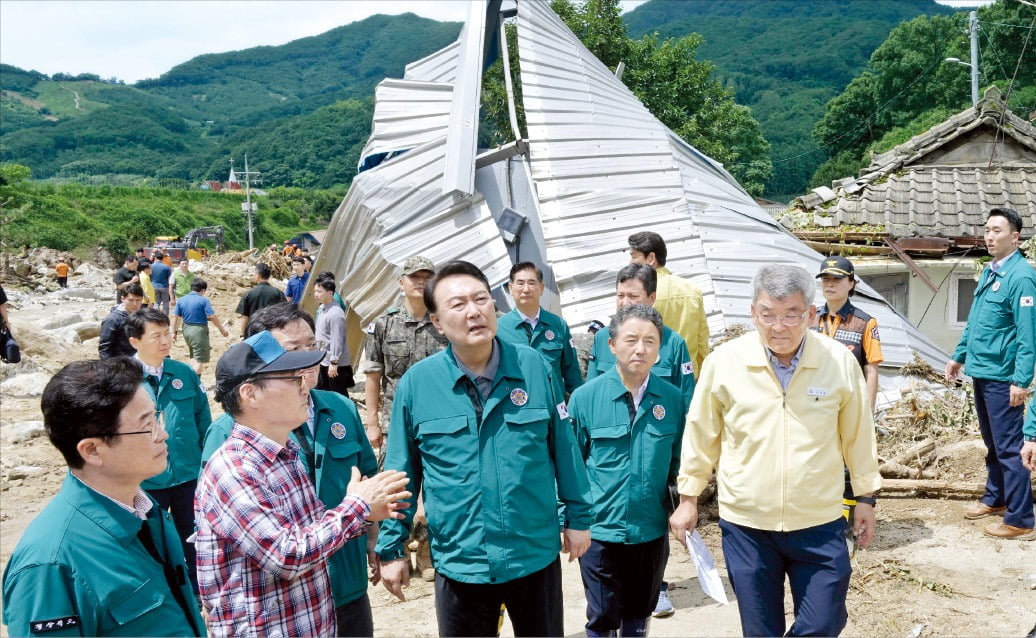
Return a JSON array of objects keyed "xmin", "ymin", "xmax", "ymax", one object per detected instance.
[
  {"xmin": 152, "ymin": 250, "xmax": 164, "ymax": 260},
  {"xmin": 123, "ymin": 255, "xmax": 137, "ymax": 265},
  {"xmin": 616, "ymin": 263, "xmax": 657, "ymax": 295},
  {"xmin": 246, "ymin": 302, "xmax": 315, "ymax": 337},
  {"xmin": 988, "ymin": 207, "xmax": 1023, "ymax": 234},
  {"xmin": 124, "ymin": 283, "xmax": 145, "ymax": 299},
  {"xmin": 608, "ymin": 303, "xmax": 663, "ymax": 340},
  {"xmin": 315, "ymin": 271, "xmax": 336, "ymax": 283},
  {"xmin": 42, "ymin": 358, "xmax": 143, "ymax": 468},
  {"xmin": 291, "ymin": 256, "xmax": 307, "ymax": 265},
  {"xmin": 424, "ymin": 261, "xmax": 491, "ymax": 313},
  {"xmin": 138, "ymin": 260, "xmax": 152, "ymax": 271},
  {"xmin": 315, "ymin": 278, "xmax": 336, "ymax": 293},
  {"xmin": 628, "ymin": 231, "xmax": 668, "ymax": 266},
  {"xmin": 509, "ymin": 262, "xmax": 543, "ymax": 282},
  {"xmin": 190, "ymin": 278, "xmax": 208, "ymax": 293},
  {"xmin": 125, "ymin": 308, "xmax": 170, "ymax": 340},
  {"xmin": 255, "ymin": 262, "xmax": 271, "ymax": 280}
]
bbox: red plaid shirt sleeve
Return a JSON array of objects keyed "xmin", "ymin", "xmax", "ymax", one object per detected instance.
[{"xmin": 196, "ymin": 424, "xmax": 370, "ymax": 637}]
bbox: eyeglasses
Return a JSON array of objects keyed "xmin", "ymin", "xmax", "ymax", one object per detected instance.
[
  {"xmin": 252, "ymin": 374, "xmax": 308, "ymax": 392},
  {"xmin": 756, "ymin": 311, "xmax": 808, "ymax": 327},
  {"xmin": 109, "ymin": 412, "xmax": 165, "ymax": 443}
]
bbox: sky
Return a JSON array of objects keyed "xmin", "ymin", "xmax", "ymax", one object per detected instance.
[{"xmin": 0, "ymin": 0, "xmax": 995, "ymax": 85}]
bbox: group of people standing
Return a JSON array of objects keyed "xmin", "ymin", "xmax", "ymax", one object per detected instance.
[{"xmin": 3, "ymin": 207, "xmax": 1034, "ymax": 638}]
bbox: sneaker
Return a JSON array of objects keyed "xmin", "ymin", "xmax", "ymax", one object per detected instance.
[{"xmin": 652, "ymin": 584, "xmax": 674, "ymax": 618}]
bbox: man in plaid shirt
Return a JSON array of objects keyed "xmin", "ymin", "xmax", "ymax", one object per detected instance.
[{"xmin": 196, "ymin": 331, "xmax": 410, "ymax": 637}]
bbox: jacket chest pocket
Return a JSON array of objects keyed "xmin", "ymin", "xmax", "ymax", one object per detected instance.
[
  {"xmin": 105, "ymin": 581, "xmax": 165, "ymax": 632},
  {"xmin": 539, "ymin": 340, "xmax": 564, "ymax": 363},
  {"xmin": 417, "ymin": 415, "xmax": 469, "ymax": 460},
  {"xmin": 384, "ymin": 339, "xmax": 410, "ymax": 375},
  {"xmin": 587, "ymin": 423, "xmax": 630, "ymax": 470}
]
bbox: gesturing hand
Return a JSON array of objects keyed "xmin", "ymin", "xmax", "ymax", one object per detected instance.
[{"xmin": 346, "ymin": 468, "xmax": 411, "ymax": 521}]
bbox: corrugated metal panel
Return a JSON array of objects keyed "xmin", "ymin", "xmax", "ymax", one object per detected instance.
[
  {"xmin": 404, "ymin": 40, "xmax": 459, "ymax": 84},
  {"xmin": 516, "ymin": 0, "xmax": 945, "ymax": 369},
  {"xmin": 517, "ymin": 0, "xmax": 717, "ymax": 330},
  {"xmin": 443, "ymin": 1, "xmax": 487, "ymax": 196},
  {"xmin": 309, "ymin": 136, "xmax": 511, "ymax": 367},
  {"xmin": 357, "ymin": 79, "xmax": 452, "ymax": 167}
]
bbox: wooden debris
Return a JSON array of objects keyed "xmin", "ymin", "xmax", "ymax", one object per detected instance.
[{"xmin": 879, "ymin": 479, "xmax": 985, "ymax": 499}]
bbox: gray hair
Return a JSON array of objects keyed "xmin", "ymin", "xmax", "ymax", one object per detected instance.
[
  {"xmin": 752, "ymin": 264, "xmax": 814, "ymax": 307},
  {"xmin": 609, "ymin": 303, "xmax": 664, "ymax": 339}
]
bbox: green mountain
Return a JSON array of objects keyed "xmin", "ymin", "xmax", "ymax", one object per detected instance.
[
  {"xmin": 623, "ymin": 0, "xmax": 956, "ymax": 199},
  {"xmin": 0, "ymin": 13, "xmax": 460, "ymax": 183}
]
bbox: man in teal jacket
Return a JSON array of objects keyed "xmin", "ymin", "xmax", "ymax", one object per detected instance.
[
  {"xmin": 375, "ymin": 261, "xmax": 593, "ymax": 637},
  {"xmin": 569, "ymin": 304, "xmax": 686, "ymax": 637},
  {"xmin": 127, "ymin": 308, "xmax": 210, "ymax": 590},
  {"xmin": 3, "ymin": 358, "xmax": 203, "ymax": 637},
  {"xmin": 946, "ymin": 207, "xmax": 1035, "ymax": 538},
  {"xmin": 498, "ymin": 261, "xmax": 583, "ymax": 395},
  {"xmin": 199, "ymin": 302, "xmax": 379, "ymax": 636},
  {"xmin": 588, "ymin": 263, "xmax": 694, "ymax": 415}
]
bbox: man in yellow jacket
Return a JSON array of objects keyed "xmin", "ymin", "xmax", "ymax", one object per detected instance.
[
  {"xmin": 670, "ymin": 264, "xmax": 881, "ymax": 637},
  {"xmin": 627, "ymin": 232, "xmax": 709, "ymax": 376}
]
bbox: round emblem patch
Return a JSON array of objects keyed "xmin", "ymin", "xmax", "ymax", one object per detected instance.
[
  {"xmin": 992, "ymin": 281, "xmax": 1001, "ymax": 292},
  {"xmin": 652, "ymin": 404, "xmax": 666, "ymax": 420},
  {"xmin": 545, "ymin": 329, "xmax": 555, "ymax": 341},
  {"xmin": 330, "ymin": 422, "xmax": 347, "ymax": 439},
  {"xmin": 510, "ymin": 388, "xmax": 529, "ymax": 406},
  {"xmin": 171, "ymin": 379, "xmax": 183, "ymax": 390}
]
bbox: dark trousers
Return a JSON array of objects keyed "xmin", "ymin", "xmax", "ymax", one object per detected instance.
[
  {"xmin": 336, "ymin": 593, "xmax": 374, "ymax": 637},
  {"xmin": 720, "ymin": 517, "xmax": 850, "ymax": 637},
  {"xmin": 57, "ymin": 277, "xmax": 68, "ymax": 288},
  {"xmin": 319, "ymin": 364, "xmax": 355, "ymax": 397},
  {"xmin": 973, "ymin": 378, "xmax": 1035, "ymax": 529},
  {"xmin": 580, "ymin": 536, "xmax": 668, "ymax": 633},
  {"xmin": 434, "ymin": 558, "xmax": 563, "ymax": 637},
  {"xmin": 153, "ymin": 287, "xmax": 170, "ymax": 315},
  {"xmin": 148, "ymin": 479, "xmax": 198, "ymax": 591}
]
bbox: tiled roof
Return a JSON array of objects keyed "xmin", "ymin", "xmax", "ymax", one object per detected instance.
[{"xmin": 786, "ymin": 87, "xmax": 1036, "ymax": 238}]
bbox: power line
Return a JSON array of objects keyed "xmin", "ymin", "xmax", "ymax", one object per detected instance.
[{"xmin": 990, "ymin": 12, "xmax": 1035, "ymax": 169}]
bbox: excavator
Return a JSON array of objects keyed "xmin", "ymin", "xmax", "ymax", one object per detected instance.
[{"xmin": 145, "ymin": 226, "xmax": 225, "ymax": 264}]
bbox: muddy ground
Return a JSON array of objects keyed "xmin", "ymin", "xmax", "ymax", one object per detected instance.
[{"xmin": 1, "ymin": 261, "xmax": 1034, "ymax": 637}]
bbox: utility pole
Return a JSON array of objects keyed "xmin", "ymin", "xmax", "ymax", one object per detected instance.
[
  {"xmin": 944, "ymin": 11, "xmax": 980, "ymax": 108},
  {"xmin": 965, "ymin": 10, "xmax": 973, "ymax": 107},
  {"xmin": 234, "ymin": 155, "xmax": 261, "ymax": 250}
]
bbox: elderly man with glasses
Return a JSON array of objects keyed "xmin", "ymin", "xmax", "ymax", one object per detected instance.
[
  {"xmin": 670, "ymin": 264, "xmax": 881, "ymax": 637},
  {"xmin": 195, "ymin": 331, "xmax": 411, "ymax": 637},
  {"xmin": 3, "ymin": 358, "xmax": 205, "ymax": 637}
]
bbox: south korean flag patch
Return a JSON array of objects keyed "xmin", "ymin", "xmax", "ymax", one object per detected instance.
[
  {"xmin": 681, "ymin": 362, "xmax": 694, "ymax": 376},
  {"xmin": 1022, "ymin": 296, "xmax": 1034, "ymax": 307},
  {"xmin": 556, "ymin": 402, "xmax": 569, "ymax": 419},
  {"xmin": 365, "ymin": 322, "xmax": 376, "ymax": 335}
]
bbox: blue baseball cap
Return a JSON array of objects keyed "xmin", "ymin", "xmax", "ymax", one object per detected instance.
[{"xmin": 215, "ymin": 331, "xmax": 325, "ymax": 401}]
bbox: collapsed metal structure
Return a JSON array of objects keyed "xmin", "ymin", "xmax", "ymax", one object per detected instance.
[{"xmin": 310, "ymin": 0, "xmax": 947, "ymax": 373}]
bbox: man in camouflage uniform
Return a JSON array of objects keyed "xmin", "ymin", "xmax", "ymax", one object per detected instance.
[{"xmin": 363, "ymin": 255, "xmax": 447, "ymax": 580}]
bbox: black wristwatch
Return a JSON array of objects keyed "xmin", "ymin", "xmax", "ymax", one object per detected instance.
[
  {"xmin": 1024, "ymin": 435, "xmax": 1036, "ymax": 443},
  {"xmin": 854, "ymin": 495, "xmax": 877, "ymax": 506}
]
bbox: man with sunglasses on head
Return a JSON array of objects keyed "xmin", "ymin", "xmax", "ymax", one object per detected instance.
[
  {"xmin": 200, "ymin": 302, "xmax": 382, "ymax": 637},
  {"xmin": 126, "ymin": 309, "xmax": 210, "ymax": 593},
  {"xmin": 2, "ymin": 358, "xmax": 204, "ymax": 637},
  {"xmin": 196, "ymin": 329, "xmax": 410, "ymax": 637},
  {"xmin": 671, "ymin": 264, "xmax": 880, "ymax": 637}
]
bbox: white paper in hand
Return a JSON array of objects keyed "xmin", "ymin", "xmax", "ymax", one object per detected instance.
[{"xmin": 685, "ymin": 530, "xmax": 729, "ymax": 605}]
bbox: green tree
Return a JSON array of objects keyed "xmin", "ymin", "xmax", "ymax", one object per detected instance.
[{"xmin": 811, "ymin": 1, "xmax": 1035, "ymax": 185}]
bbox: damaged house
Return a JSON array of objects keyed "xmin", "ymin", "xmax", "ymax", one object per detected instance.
[{"xmin": 309, "ymin": 0, "xmax": 947, "ymax": 380}]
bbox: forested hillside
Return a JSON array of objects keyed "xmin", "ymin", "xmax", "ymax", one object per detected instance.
[
  {"xmin": 0, "ymin": 14, "xmax": 460, "ymax": 184},
  {"xmin": 623, "ymin": 0, "xmax": 956, "ymax": 199}
]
